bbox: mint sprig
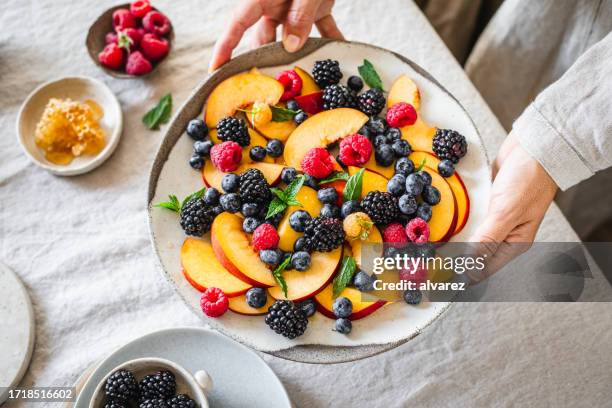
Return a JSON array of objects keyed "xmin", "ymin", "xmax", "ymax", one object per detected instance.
[
  {"xmin": 333, "ymin": 256, "xmax": 357, "ymax": 298},
  {"xmin": 415, "ymin": 157, "xmax": 427, "ymax": 172},
  {"xmin": 319, "ymin": 171, "xmax": 349, "ymax": 184},
  {"xmin": 154, "ymin": 188, "xmax": 206, "ymax": 213},
  {"xmin": 270, "ymin": 105, "xmax": 300, "ymax": 122},
  {"xmin": 343, "ymin": 168, "xmax": 365, "ymax": 201},
  {"xmin": 273, "ymin": 255, "xmax": 291, "ymax": 297},
  {"xmin": 266, "ymin": 175, "xmax": 305, "ymax": 219},
  {"xmin": 358, "ymin": 59, "xmax": 384, "ymax": 91},
  {"xmin": 143, "ymin": 94, "xmax": 173, "ymax": 130}
]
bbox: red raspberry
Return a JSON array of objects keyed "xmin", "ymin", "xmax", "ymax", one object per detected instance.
[
  {"xmin": 383, "ymin": 223, "xmax": 408, "ymax": 244},
  {"xmin": 399, "ymin": 263, "xmax": 427, "ymax": 284},
  {"xmin": 275, "ymin": 70, "xmax": 303, "ymax": 102},
  {"xmin": 105, "ymin": 32, "xmax": 118, "ymax": 45},
  {"xmin": 98, "ymin": 43, "xmax": 125, "ymax": 70},
  {"xmin": 200, "ymin": 287, "xmax": 229, "ymax": 317},
  {"xmin": 339, "ymin": 134, "xmax": 372, "ymax": 166},
  {"xmin": 210, "ymin": 141, "xmax": 242, "ymax": 172},
  {"xmin": 405, "ymin": 217, "xmax": 430, "ymax": 244},
  {"xmin": 130, "ymin": 0, "xmax": 151, "ymax": 18},
  {"xmin": 301, "ymin": 147, "xmax": 334, "ymax": 179},
  {"xmin": 386, "ymin": 102, "xmax": 417, "ymax": 128},
  {"xmin": 142, "ymin": 11, "xmax": 172, "ymax": 37},
  {"xmin": 140, "ymin": 33, "xmax": 169, "ymax": 61},
  {"xmin": 125, "ymin": 51, "xmax": 152, "ymax": 76},
  {"xmin": 112, "ymin": 8, "xmax": 137, "ymax": 31},
  {"xmin": 251, "ymin": 224, "xmax": 279, "ymax": 251}
]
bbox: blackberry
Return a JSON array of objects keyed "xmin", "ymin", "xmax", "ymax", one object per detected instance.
[
  {"xmin": 104, "ymin": 402, "xmax": 128, "ymax": 408},
  {"xmin": 312, "ymin": 59, "xmax": 342, "ymax": 88},
  {"xmin": 138, "ymin": 370, "xmax": 176, "ymax": 401},
  {"xmin": 265, "ymin": 300, "xmax": 308, "ymax": 339},
  {"xmin": 361, "ymin": 191, "xmax": 400, "ymax": 225},
  {"xmin": 166, "ymin": 394, "xmax": 196, "ymax": 408},
  {"xmin": 180, "ymin": 197, "xmax": 214, "ymax": 236},
  {"xmin": 104, "ymin": 369, "xmax": 138, "ymax": 401},
  {"xmin": 303, "ymin": 216, "xmax": 345, "ymax": 252},
  {"xmin": 322, "ymin": 84, "xmax": 355, "ymax": 110},
  {"xmin": 216, "ymin": 117, "xmax": 250, "ymax": 147},
  {"xmin": 239, "ymin": 168, "xmax": 272, "ymax": 206},
  {"xmin": 432, "ymin": 129, "xmax": 468, "ymax": 163},
  {"xmin": 139, "ymin": 399, "xmax": 169, "ymax": 408},
  {"xmin": 358, "ymin": 89, "xmax": 385, "ymax": 116}
]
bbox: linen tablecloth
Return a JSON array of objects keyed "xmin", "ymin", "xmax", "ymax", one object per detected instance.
[{"xmin": 2, "ymin": 0, "xmax": 611, "ymax": 406}]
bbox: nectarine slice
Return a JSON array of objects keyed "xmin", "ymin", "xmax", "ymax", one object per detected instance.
[
  {"xmin": 348, "ymin": 167, "xmax": 389, "ymax": 199},
  {"xmin": 204, "ymin": 71, "xmax": 284, "ymax": 128},
  {"xmin": 202, "ymin": 161, "xmax": 283, "ymax": 191},
  {"xmin": 350, "ymin": 225, "xmax": 383, "ymax": 268},
  {"xmin": 248, "ymin": 118, "xmax": 296, "ymax": 142},
  {"xmin": 268, "ymin": 246, "xmax": 343, "ymax": 302},
  {"xmin": 209, "ymin": 128, "xmax": 274, "ymax": 164},
  {"xmin": 283, "ymin": 108, "xmax": 368, "ymax": 169},
  {"xmin": 211, "ymin": 213, "xmax": 277, "ymax": 287},
  {"xmin": 387, "ymin": 74, "xmax": 421, "ymax": 110},
  {"xmin": 294, "ymin": 66, "xmax": 320, "ymax": 95},
  {"xmin": 363, "ymin": 154, "xmax": 395, "ymax": 179},
  {"xmin": 228, "ymin": 291, "xmax": 275, "ymax": 315},
  {"xmin": 427, "ymin": 169, "xmax": 458, "ymax": 242},
  {"xmin": 315, "ymin": 283, "xmax": 386, "ymax": 320},
  {"xmin": 277, "ymin": 186, "xmax": 322, "ymax": 252}
]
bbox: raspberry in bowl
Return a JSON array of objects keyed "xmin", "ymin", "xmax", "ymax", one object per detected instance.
[{"xmin": 86, "ymin": 1, "xmax": 173, "ymax": 78}]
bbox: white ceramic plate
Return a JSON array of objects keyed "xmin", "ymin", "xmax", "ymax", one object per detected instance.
[
  {"xmin": 17, "ymin": 76, "xmax": 123, "ymax": 176},
  {"xmin": 148, "ymin": 40, "xmax": 491, "ymax": 361}
]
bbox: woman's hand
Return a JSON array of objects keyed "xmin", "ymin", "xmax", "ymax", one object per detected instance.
[
  {"xmin": 467, "ymin": 133, "xmax": 558, "ymax": 282},
  {"xmin": 209, "ymin": 0, "xmax": 343, "ymax": 71}
]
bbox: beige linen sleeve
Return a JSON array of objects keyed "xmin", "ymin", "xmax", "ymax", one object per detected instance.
[{"xmin": 512, "ymin": 32, "xmax": 612, "ymax": 191}]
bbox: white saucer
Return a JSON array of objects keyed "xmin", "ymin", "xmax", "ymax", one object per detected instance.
[
  {"xmin": 16, "ymin": 76, "xmax": 123, "ymax": 176},
  {"xmin": 0, "ymin": 262, "xmax": 35, "ymax": 404}
]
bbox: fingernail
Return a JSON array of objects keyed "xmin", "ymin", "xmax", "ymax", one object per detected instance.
[{"xmin": 283, "ymin": 34, "xmax": 301, "ymax": 53}]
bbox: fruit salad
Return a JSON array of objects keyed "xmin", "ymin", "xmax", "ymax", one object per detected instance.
[{"xmin": 156, "ymin": 59, "xmax": 471, "ymax": 339}]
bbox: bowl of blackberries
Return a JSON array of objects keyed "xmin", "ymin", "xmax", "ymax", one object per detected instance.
[{"xmin": 90, "ymin": 357, "xmax": 212, "ymax": 408}]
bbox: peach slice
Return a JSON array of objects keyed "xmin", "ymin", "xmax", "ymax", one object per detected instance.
[
  {"xmin": 228, "ymin": 291, "xmax": 275, "ymax": 315},
  {"xmin": 181, "ymin": 238, "xmax": 251, "ymax": 296},
  {"xmin": 209, "ymin": 128, "xmax": 274, "ymax": 164},
  {"xmin": 409, "ymin": 151, "xmax": 470, "ymax": 234},
  {"xmin": 283, "ymin": 108, "xmax": 369, "ymax": 170},
  {"xmin": 350, "ymin": 225, "xmax": 383, "ymax": 268},
  {"xmin": 387, "ymin": 74, "xmax": 421, "ymax": 110},
  {"xmin": 315, "ymin": 283, "xmax": 386, "ymax": 320},
  {"xmin": 277, "ymin": 186, "xmax": 321, "ymax": 252},
  {"xmin": 348, "ymin": 166, "xmax": 389, "ymax": 199},
  {"xmin": 202, "ymin": 161, "xmax": 283, "ymax": 191},
  {"xmin": 204, "ymin": 71, "xmax": 284, "ymax": 128},
  {"xmin": 248, "ymin": 117, "xmax": 296, "ymax": 142},
  {"xmin": 362, "ymin": 154, "xmax": 395, "ymax": 179},
  {"xmin": 268, "ymin": 246, "xmax": 343, "ymax": 302},
  {"xmin": 427, "ymin": 169, "xmax": 458, "ymax": 242},
  {"xmin": 294, "ymin": 66, "xmax": 320, "ymax": 95},
  {"xmin": 211, "ymin": 213, "xmax": 277, "ymax": 287}
]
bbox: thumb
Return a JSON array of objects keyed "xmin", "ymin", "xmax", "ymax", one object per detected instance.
[{"xmin": 282, "ymin": 0, "xmax": 320, "ymax": 52}]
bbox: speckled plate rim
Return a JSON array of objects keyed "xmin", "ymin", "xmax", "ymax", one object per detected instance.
[{"xmin": 146, "ymin": 38, "xmax": 490, "ymax": 364}]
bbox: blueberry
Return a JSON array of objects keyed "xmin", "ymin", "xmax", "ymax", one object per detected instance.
[
  {"xmin": 203, "ymin": 187, "xmax": 221, "ymax": 206},
  {"xmin": 317, "ymin": 187, "xmax": 338, "ymax": 204},
  {"xmin": 241, "ymin": 202, "xmax": 259, "ymax": 217},
  {"xmin": 416, "ymin": 170, "xmax": 432, "ymax": 185},
  {"xmin": 353, "ymin": 270, "xmax": 376, "ymax": 292},
  {"xmin": 395, "ymin": 157, "xmax": 415, "ymax": 176},
  {"xmin": 375, "ymin": 144, "xmax": 395, "ymax": 167},
  {"xmin": 341, "ymin": 200, "xmax": 361, "ymax": 218},
  {"xmin": 392, "ymin": 140, "xmax": 411, "ymax": 157},
  {"xmin": 186, "ymin": 119, "xmax": 208, "ymax": 141},
  {"xmin": 303, "ymin": 174, "xmax": 318, "ymax": 189},
  {"xmin": 438, "ymin": 160, "xmax": 455, "ymax": 177},
  {"xmin": 291, "ymin": 251, "xmax": 311, "ymax": 271},
  {"xmin": 299, "ymin": 299, "xmax": 317, "ymax": 317},
  {"xmin": 242, "ymin": 217, "xmax": 261, "ymax": 233},
  {"xmin": 221, "ymin": 173, "xmax": 239, "ymax": 193},
  {"xmin": 405, "ymin": 173, "xmax": 424, "ymax": 196},
  {"xmin": 416, "ymin": 203, "xmax": 432, "ymax": 221},
  {"xmin": 246, "ymin": 287, "xmax": 267, "ymax": 308},
  {"xmin": 281, "ymin": 167, "xmax": 298, "ymax": 184},
  {"xmin": 332, "ymin": 297, "xmax": 352, "ymax": 318},
  {"xmin": 358, "ymin": 124, "xmax": 373, "ymax": 139},
  {"xmin": 289, "ymin": 210, "xmax": 311, "ymax": 232},
  {"xmin": 220, "ymin": 193, "xmax": 241, "ymax": 213},
  {"xmin": 385, "ymin": 127, "xmax": 402, "ymax": 142},
  {"xmin": 189, "ymin": 154, "xmax": 204, "ymax": 170},
  {"xmin": 398, "ymin": 194, "xmax": 418, "ymax": 215},
  {"xmin": 347, "ymin": 75, "xmax": 364, "ymax": 92},
  {"xmin": 249, "ymin": 146, "xmax": 267, "ymax": 162},
  {"xmin": 403, "ymin": 289, "xmax": 423, "ymax": 305},
  {"xmin": 384, "ymin": 245, "xmax": 400, "ymax": 259},
  {"xmin": 211, "ymin": 205, "xmax": 223, "ymax": 216},
  {"xmin": 259, "ymin": 249, "xmax": 283, "ymax": 266},
  {"xmin": 387, "ymin": 174, "xmax": 406, "ymax": 197},
  {"xmin": 286, "ymin": 100, "xmax": 299, "ymax": 111},
  {"xmin": 422, "ymin": 185, "xmax": 441, "ymax": 205},
  {"xmin": 367, "ymin": 117, "xmax": 387, "ymax": 135},
  {"xmin": 374, "ymin": 135, "xmax": 388, "ymax": 147},
  {"xmin": 320, "ymin": 203, "xmax": 340, "ymax": 219},
  {"xmin": 294, "ymin": 111, "xmax": 308, "ymax": 125},
  {"xmin": 266, "ymin": 139, "xmax": 283, "ymax": 158},
  {"xmin": 194, "ymin": 140, "xmax": 213, "ymax": 157},
  {"xmin": 333, "ymin": 318, "xmax": 352, "ymax": 334},
  {"xmin": 293, "ymin": 236, "xmax": 309, "ymax": 252}
]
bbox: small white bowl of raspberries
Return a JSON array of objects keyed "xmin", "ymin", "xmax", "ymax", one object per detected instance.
[{"xmin": 87, "ymin": 1, "xmax": 173, "ymax": 78}]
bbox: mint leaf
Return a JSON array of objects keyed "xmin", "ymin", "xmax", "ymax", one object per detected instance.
[
  {"xmin": 271, "ymin": 188, "xmax": 287, "ymax": 201},
  {"xmin": 266, "ymin": 175, "xmax": 305, "ymax": 218},
  {"xmin": 266, "ymin": 198, "xmax": 287, "ymax": 219},
  {"xmin": 181, "ymin": 187, "xmax": 206, "ymax": 208},
  {"xmin": 271, "ymin": 105, "xmax": 299, "ymax": 122},
  {"xmin": 358, "ymin": 59, "xmax": 384, "ymax": 91},
  {"xmin": 154, "ymin": 194, "xmax": 181, "ymax": 213},
  {"xmin": 415, "ymin": 157, "xmax": 427, "ymax": 172},
  {"xmin": 333, "ymin": 256, "xmax": 357, "ymax": 298},
  {"xmin": 319, "ymin": 172, "xmax": 349, "ymax": 184},
  {"xmin": 343, "ymin": 168, "xmax": 365, "ymax": 201},
  {"xmin": 143, "ymin": 94, "xmax": 173, "ymax": 130},
  {"xmin": 284, "ymin": 175, "xmax": 305, "ymax": 200},
  {"xmin": 272, "ymin": 255, "xmax": 291, "ymax": 297}
]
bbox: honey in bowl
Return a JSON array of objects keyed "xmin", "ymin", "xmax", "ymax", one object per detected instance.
[{"xmin": 35, "ymin": 98, "xmax": 106, "ymax": 165}]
